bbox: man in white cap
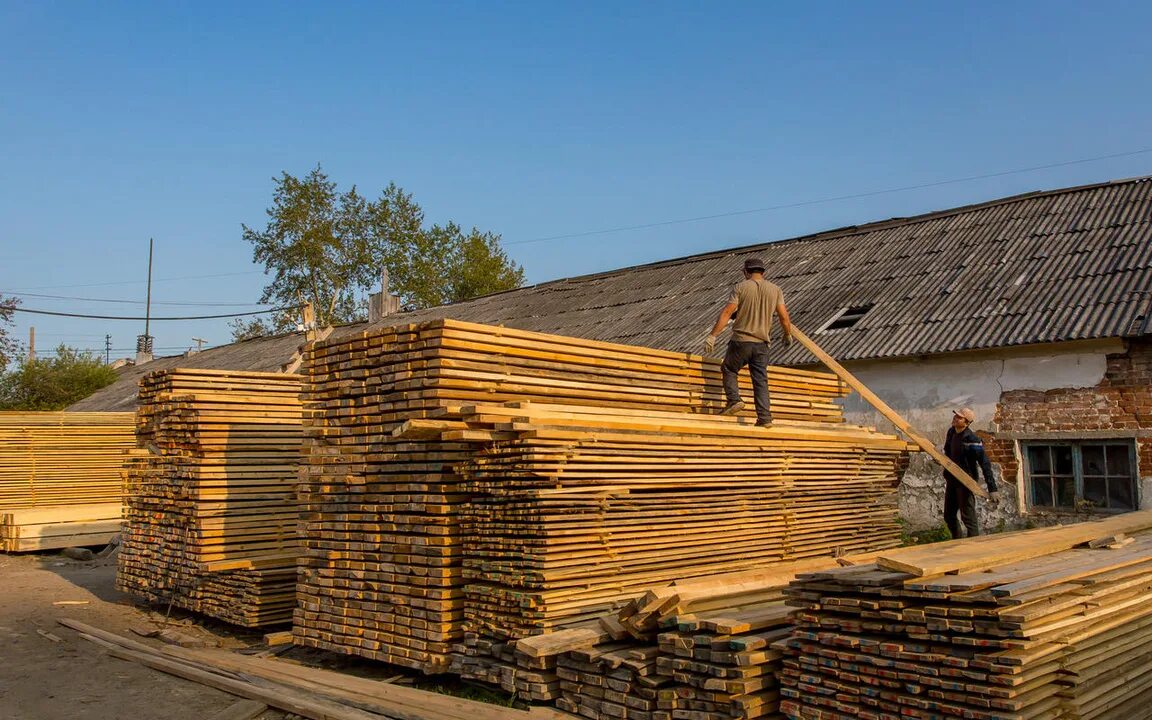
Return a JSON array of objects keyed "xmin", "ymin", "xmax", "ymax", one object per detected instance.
[
  {"xmin": 704, "ymin": 257, "xmax": 792, "ymax": 426},
  {"xmin": 943, "ymin": 407, "xmax": 1000, "ymax": 537}
]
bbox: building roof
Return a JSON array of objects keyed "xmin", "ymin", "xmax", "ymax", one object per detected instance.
[{"xmin": 70, "ymin": 175, "xmax": 1152, "ymax": 412}]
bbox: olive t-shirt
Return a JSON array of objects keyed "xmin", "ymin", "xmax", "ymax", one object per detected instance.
[{"xmin": 728, "ymin": 279, "xmax": 783, "ymax": 343}]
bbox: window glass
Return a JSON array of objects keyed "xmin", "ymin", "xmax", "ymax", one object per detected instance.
[
  {"xmin": 1028, "ymin": 446, "xmax": 1051, "ymax": 475},
  {"xmin": 1109, "ymin": 478, "xmax": 1134, "ymax": 509},
  {"xmin": 1106, "ymin": 445, "xmax": 1131, "ymax": 476},
  {"xmin": 1054, "ymin": 446, "xmax": 1074, "ymax": 475},
  {"xmin": 1032, "ymin": 477, "xmax": 1053, "ymax": 507},
  {"xmin": 1083, "ymin": 477, "xmax": 1107, "ymax": 507},
  {"xmin": 1081, "ymin": 445, "xmax": 1105, "ymax": 476},
  {"xmin": 1056, "ymin": 477, "xmax": 1076, "ymax": 507}
]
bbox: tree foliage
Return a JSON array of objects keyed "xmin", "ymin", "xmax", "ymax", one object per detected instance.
[
  {"xmin": 238, "ymin": 166, "xmax": 524, "ymax": 339},
  {"xmin": 0, "ymin": 294, "xmax": 19, "ymax": 369},
  {"xmin": 0, "ymin": 345, "xmax": 119, "ymax": 410}
]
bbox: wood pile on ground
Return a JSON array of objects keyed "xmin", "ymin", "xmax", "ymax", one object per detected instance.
[
  {"xmin": 0, "ymin": 411, "xmax": 134, "ymax": 509},
  {"xmin": 117, "ymin": 369, "xmax": 302, "ymax": 627},
  {"xmin": 296, "ymin": 318, "xmax": 910, "ymax": 680},
  {"xmin": 513, "ymin": 556, "xmax": 860, "ymax": 719},
  {"xmin": 0, "ymin": 502, "xmax": 122, "ymax": 552},
  {"xmin": 776, "ymin": 510, "xmax": 1152, "ymax": 720}
]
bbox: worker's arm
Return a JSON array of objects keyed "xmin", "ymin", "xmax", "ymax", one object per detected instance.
[
  {"xmin": 776, "ymin": 300, "xmax": 793, "ymax": 343},
  {"xmin": 709, "ymin": 302, "xmax": 739, "ymax": 338},
  {"xmin": 977, "ymin": 444, "xmax": 998, "ymax": 494},
  {"xmin": 705, "ymin": 302, "xmax": 739, "ymax": 352}
]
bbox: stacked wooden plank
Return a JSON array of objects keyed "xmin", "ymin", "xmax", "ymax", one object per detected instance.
[
  {"xmin": 0, "ymin": 502, "xmax": 122, "ymax": 552},
  {"xmin": 0, "ymin": 411, "xmax": 134, "ymax": 509},
  {"xmin": 775, "ymin": 510, "xmax": 1152, "ymax": 720},
  {"xmin": 296, "ymin": 318, "xmax": 905, "ymax": 677},
  {"xmin": 440, "ymin": 402, "xmax": 908, "ymax": 640},
  {"xmin": 117, "ymin": 369, "xmax": 302, "ymax": 627},
  {"xmin": 514, "ymin": 556, "xmax": 876, "ymax": 719}
]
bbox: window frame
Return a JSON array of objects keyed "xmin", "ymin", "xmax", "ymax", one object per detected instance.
[{"xmin": 1021, "ymin": 439, "xmax": 1139, "ymax": 513}]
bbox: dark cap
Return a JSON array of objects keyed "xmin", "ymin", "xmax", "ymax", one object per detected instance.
[{"xmin": 743, "ymin": 257, "xmax": 766, "ymax": 272}]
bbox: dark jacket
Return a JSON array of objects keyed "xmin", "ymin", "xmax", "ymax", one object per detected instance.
[{"xmin": 943, "ymin": 426, "xmax": 997, "ymax": 493}]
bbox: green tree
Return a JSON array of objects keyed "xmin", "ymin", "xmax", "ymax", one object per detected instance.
[
  {"xmin": 0, "ymin": 294, "xmax": 19, "ymax": 368},
  {"xmin": 237, "ymin": 166, "xmax": 524, "ymax": 339},
  {"xmin": 0, "ymin": 345, "xmax": 119, "ymax": 410}
]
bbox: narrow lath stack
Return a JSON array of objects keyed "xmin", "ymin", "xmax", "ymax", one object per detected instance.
[
  {"xmin": 295, "ymin": 318, "xmax": 908, "ymax": 676},
  {"xmin": 775, "ymin": 511, "xmax": 1152, "ymax": 720},
  {"xmin": 0, "ymin": 411, "xmax": 134, "ymax": 509},
  {"xmin": 117, "ymin": 369, "xmax": 302, "ymax": 627}
]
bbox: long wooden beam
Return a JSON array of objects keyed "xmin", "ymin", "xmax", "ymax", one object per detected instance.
[{"xmin": 788, "ymin": 327, "xmax": 986, "ymax": 497}]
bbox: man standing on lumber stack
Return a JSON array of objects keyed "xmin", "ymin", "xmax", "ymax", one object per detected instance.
[
  {"xmin": 705, "ymin": 257, "xmax": 792, "ymax": 427},
  {"xmin": 942, "ymin": 407, "xmax": 999, "ymax": 538}
]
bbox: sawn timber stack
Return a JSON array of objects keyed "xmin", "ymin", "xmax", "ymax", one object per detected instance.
[
  {"xmin": 0, "ymin": 411, "xmax": 134, "ymax": 509},
  {"xmin": 117, "ymin": 369, "xmax": 302, "ymax": 627},
  {"xmin": 776, "ymin": 510, "xmax": 1152, "ymax": 720},
  {"xmin": 296, "ymin": 319, "xmax": 913, "ymax": 675}
]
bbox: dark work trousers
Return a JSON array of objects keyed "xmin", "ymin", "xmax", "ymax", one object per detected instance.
[
  {"xmin": 943, "ymin": 477, "xmax": 980, "ymax": 538},
  {"xmin": 722, "ymin": 340, "xmax": 772, "ymax": 423}
]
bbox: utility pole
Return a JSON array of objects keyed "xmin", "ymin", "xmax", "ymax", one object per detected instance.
[
  {"xmin": 136, "ymin": 238, "xmax": 155, "ymax": 364},
  {"xmin": 105, "ymin": 334, "xmax": 112, "ymax": 365},
  {"xmin": 28, "ymin": 326, "xmax": 35, "ymax": 362},
  {"xmin": 191, "ymin": 337, "xmax": 206, "ymax": 353}
]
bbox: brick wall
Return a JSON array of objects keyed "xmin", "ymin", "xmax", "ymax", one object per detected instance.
[{"xmin": 988, "ymin": 338, "xmax": 1152, "ymax": 512}]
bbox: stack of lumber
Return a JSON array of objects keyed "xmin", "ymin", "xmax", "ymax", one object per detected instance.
[
  {"xmin": 296, "ymin": 319, "xmax": 883, "ymax": 674},
  {"xmin": 515, "ymin": 556, "xmax": 878, "ymax": 719},
  {"xmin": 0, "ymin": 502, "xmax": 122, "ymax": 552},
  {"xmin": 0, "ymin": 411, "xmax": 134, "ymax": 509},
  {"xmin": 775, "ymin": 510, "xmax": 1152, "ymax": 720},
  {"xmin": 117, "ymin": 369, "xmax": 302, "ymax": 627},
  {"xmin": 437, "ymin": 402, "xmax": 909, "ymax": 640}
]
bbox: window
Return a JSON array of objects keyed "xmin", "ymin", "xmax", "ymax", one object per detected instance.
[
  {"xmin": 821, "ymin": 304, "xmax": 874, "ymax": 332},
  {"xmin": 1023, "ymin": 441, "xmax": 1138, "ymax": 512}
]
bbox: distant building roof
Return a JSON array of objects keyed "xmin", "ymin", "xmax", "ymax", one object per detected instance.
[{"xmin": 70, "ymin": 176, "xmax": 1152, "ymax": 411}]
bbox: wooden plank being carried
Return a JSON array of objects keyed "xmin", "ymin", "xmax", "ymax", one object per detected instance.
[{"xmin": 790, "ymin": 326, "xmax": 986, "ymax": 497}]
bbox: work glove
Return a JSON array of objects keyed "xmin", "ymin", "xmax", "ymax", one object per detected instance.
[
  {"xmin": 785, "ymin": 333, "xmax": 794, "ymax": 347},
  {"xmin": 988, "ymin": 490, "xmax": 1000, "ymax": 507},
  {"xmin": 704, "ymin": 335, "xmax": 717, "ymax": 353}
]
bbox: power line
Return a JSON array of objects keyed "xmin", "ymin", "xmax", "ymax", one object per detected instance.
[
  {"xmin": 8, "ymin": 270, "xmax": 265, "ymax": 292},
  {"xmin": 0, "ymin": 290, "xmax": 274, "ymax": 307},
  {"xmin": 508, "ymin": 147, "xmax": 1152, "ymax": 245},
  {"xmin": 8, "ymin": 305, "xmax": 302, "ymax": 321}
]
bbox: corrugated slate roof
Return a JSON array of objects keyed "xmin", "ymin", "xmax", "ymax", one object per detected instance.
[{"xmin": 70, "ymin": 176, "xmax": 1152, "ymax": 411}]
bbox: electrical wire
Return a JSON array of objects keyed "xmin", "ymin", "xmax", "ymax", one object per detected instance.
[
  {"xmin": 7, "ymin": 270, "xmax": 265, "ymax": 292},
  {"xmin": 508, "ymin": 147, "xmax": 1152, "ymax": 245},
  {"xmin": 0, "ymin": 290, "xmax": 274, "ymax": 307},
  {"xmin": 8, "ymin": 305, "xmax": 302, "ymax": 321}
]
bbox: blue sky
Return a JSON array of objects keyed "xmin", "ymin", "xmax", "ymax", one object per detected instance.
[{"xmin": 2, "ymin": 1, "xmax": 1151, "ymax": 359}]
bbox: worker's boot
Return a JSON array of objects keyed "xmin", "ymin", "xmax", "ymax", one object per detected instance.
[{"xmin": 720, "ymin": 401, "xmax": 745, "ymax": 416}]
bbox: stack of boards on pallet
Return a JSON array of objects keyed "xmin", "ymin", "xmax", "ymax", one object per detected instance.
[
  {"xmin": 117, "ymin": 369, "xmax": 302, "ymax": 627},
  {"xmin": 775, "ymin": 510, "xmax": 1152, "ymax": 720},
  {"xmin": 296, "ymin": 318, "xmax": 912, "ymax": 680},
  {"xmin": 0, "ymin": 412, "xmax": 134, "ymax": 552}
]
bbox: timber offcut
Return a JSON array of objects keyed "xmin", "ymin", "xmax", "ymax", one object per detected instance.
[{"xmin": 295, "ymin": 318, "xmax": 915, "ymax": 682}]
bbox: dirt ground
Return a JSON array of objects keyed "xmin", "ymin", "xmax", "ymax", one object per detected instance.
[{"xmin": 0, "ymin": 551, "xmax": 286, "ymax": 720}]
